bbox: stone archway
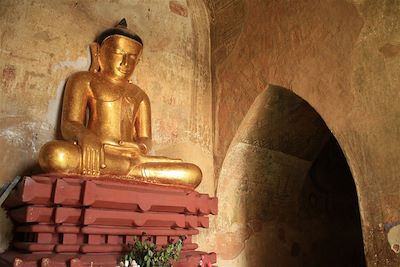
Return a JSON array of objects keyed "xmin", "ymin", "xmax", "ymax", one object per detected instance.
[{"xmin": 216, "ymin": 85, "xmax": 365, "ymax": 266}]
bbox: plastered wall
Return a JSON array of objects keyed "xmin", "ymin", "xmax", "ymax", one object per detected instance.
[
  {"xmin": 2, "ymin": 0, "xmax": 400, "ymax": 265},
  {"xmin": 0, "ymin": 0, "xmax": 212, "ymax": 252},
  {"xmin": 208, "ymin": 0, "xmax": 400, "ymax": 265}
]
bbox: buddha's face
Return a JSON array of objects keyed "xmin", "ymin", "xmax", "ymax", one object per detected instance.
[{"xmin": 98, "ymin": 35, "xmax": 142, "ymax": 80}]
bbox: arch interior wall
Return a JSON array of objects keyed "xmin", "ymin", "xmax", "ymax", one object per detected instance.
[{"xmin": 216, "ymin": 86, "xmax": 365, "ymax": 266}]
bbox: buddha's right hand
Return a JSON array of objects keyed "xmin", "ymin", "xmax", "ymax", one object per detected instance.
[{"xmin": 78, "ymin": 133, "xmax": 105, "ymax": 175}]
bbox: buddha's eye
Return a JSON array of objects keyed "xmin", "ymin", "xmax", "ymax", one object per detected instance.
[{"xmin": 113, "ymin": 50, "xmax": 125, "ymax": 55}]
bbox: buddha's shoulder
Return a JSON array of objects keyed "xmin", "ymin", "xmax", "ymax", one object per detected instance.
[
  {"xmin": 67, "ymin": 71, "xmax": 95, "ymax": 83},
  {"xmin": 126, "ymin": 84, "xmax": 150, "ymax": 102}
]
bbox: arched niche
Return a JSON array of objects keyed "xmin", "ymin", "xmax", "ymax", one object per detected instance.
[{"xmin": 216, "ymin": 85, "xmax": 365, "ymax": 266}]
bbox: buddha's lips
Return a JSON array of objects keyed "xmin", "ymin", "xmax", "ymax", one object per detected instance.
[{"xmin": 117, "ymin": 67, "xmax": 129, "ymax": 74}]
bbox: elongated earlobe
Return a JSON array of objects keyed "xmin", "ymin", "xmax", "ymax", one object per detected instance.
[{"xmin": 89, "ymin": 42, "xmax": 100, "ymax": 73}]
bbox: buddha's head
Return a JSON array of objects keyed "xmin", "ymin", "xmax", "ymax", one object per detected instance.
[{"xmin": 95, "ymin": 19, "xmax": 143, "ymax": 80}]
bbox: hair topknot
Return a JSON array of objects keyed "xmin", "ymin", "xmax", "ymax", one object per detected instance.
[{"xmin": 96, "ymin": 18, "xmax": 143, "ymax": 45}]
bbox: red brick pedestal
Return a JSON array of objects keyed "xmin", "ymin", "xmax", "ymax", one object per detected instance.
[{"xmin": 0, "ymin": 175, "xmax": 218, "ymax": 267}]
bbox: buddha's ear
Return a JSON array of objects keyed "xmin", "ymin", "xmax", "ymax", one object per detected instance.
[{"xmin": 89, "ymin": 42, "xmax": 100, "ymax": 73}]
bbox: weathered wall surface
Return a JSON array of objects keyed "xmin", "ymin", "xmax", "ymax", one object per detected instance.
[
  {"xmin": 0, "ymin": 0, "xmax": 212, "ymax": 252},
  {"xmin": 208, "ymin": 0, "xmax": 400, "ymax": 266},
  {"xmin": 2, "ymin": 0, "xmax": 399, "ymax": 264}
]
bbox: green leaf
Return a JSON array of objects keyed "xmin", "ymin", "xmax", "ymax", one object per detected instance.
[{"xmin": 120, "ymin": 236, "xmax": 185, "ymax": 267}]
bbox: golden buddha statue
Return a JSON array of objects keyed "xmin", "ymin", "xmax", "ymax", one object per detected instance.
[{"xmin": 38, "ymin": 19, "xmax": 202, "ymax": 189}]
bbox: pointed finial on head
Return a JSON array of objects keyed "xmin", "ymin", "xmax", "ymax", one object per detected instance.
[
  {"xmin": 117, "ymin": 18, "xmax": 128, "ymax": 28},
  {"xmin": 96, "ymin": 18, "xmax": 143, "ymax": 45}
]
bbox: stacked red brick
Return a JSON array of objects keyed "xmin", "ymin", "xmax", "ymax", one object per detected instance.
[{"xmin": 1, "ymin": 175, "xmax": 218, "ymax": 267}]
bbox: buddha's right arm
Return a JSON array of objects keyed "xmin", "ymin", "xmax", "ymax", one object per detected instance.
[
  {"xmin": 60, "ymin": 72, "xmax": 104, "ymax": 174},
  {"xmin": 60, "ymin": 72, "xmax": 92, "ymax": 141}
]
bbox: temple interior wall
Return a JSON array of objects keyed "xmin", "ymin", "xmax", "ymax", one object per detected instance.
[
  {"xmin": 1, "ymin": 0, "xmax": 400, "ymax": 266},
  {"xmin": 208, "ymin": 0, "xmax": 400, "ymax": 266}
]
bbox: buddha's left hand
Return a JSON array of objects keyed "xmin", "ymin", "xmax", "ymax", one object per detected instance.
[
  {"xmin": 103, "ymin": 141, "xmax": 147, "ymax": 159},
  {"xmin": 118, "ymin": 140, "xmax": 148, "ymax": 154}
]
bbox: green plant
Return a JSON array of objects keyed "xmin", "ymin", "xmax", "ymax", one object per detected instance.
[{"xmin": 120, "ymin": 236, "xmax": 184, "ymax": 267}]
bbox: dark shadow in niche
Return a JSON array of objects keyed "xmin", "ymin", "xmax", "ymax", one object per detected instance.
[
  {"xmin": 300, "ymin": 136, "xmax": 366, "ymax": 267},
  {"xmin": 259, "ymin": 86, "xmax": 366, "ymax": 266},
  {"xmin": 220, "ymin": 85, "xmax": 366, "ymax": 266}
]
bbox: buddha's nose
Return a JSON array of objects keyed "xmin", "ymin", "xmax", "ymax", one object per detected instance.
[{"xmin": 120, "ymin": 54, "xmax": 129, "ymax": 66}]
